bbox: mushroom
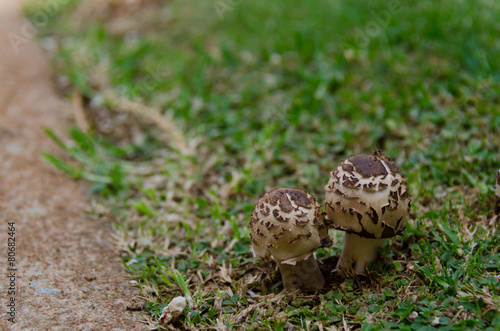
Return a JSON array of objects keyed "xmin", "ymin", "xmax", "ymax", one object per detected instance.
[
  {"xmin": 249, "ymin": 188, "xmax": 332, "ymax": 290},
  {"xmin": 495, "ymin": 170, "xmax": 500, "ymax": 216},
  {"xmin": 324, "ymin": 150, "xmax": 411, "ymax": 276}
]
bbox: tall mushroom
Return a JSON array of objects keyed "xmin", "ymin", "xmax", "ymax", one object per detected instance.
[
  {"xmin": 250, "ymin": 188, "xmax": 332, "ymax": 290},
  {"xmin": 324, "ymin": 151, "xmax": 410, "ymax": 276},
  {"xmin": 495, "ymin": 170, "xmax": 500, "ymax": 216}
]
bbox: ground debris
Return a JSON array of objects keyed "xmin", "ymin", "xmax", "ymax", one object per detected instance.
[{"xmin": 159, "ymin": 296, "xmax": 187, "ymax": 326}]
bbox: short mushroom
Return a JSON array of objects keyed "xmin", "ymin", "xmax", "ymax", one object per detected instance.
[
  {"xmin": 324, "ymin": 151, "xmax": 411, "ymax": 276},
  {"xmin": 495, "ymin": 170, "xmax": 500, "ymax": 215},
  {"xmin": 250, "ymin": 188, "xmax": 332, "ymax": 290}
]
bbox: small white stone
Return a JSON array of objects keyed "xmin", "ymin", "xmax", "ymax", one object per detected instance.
[
  {"xmin": 159, "ymin": 296, "xmax": 187, "ymax": 326},
  {"xmin": 408, "ymin": 311, "xmax": 418, "ymax": 320},
  {"xmin": 431, "ymin": 317, "xmax": 440, "ymax": 326}
]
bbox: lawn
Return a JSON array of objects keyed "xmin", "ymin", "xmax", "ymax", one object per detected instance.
[{"xmin": 26, "ymin": 0, "xmax": 500, "ymax": 329}]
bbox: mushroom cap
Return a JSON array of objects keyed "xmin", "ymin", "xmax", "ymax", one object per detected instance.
[
  {"xmin": 324, "ymin": 151, "xmax": 410, "ymax": 239},
  {"xmin": 249, "ymin": 188, "xmax": 331, "ymax": 264}
]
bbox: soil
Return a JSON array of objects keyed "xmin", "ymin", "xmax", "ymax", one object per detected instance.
[{"xmin": 0, "ymin": 2, "xmax": 146, "ymax": 330}]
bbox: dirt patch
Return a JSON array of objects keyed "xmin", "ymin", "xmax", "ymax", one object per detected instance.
[{"xmin": 0, "ymin": 2, "xmax": 146, "ymax": 330}]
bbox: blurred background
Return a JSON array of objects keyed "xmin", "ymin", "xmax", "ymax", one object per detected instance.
[{"xmin": 23, "ymin": 0, "xmax": 500, "ymax": 329}]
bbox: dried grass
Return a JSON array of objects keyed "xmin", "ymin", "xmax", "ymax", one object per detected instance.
[{"xmin": 103, "ymin": 90, "xmax": 190, "ymax": 155}]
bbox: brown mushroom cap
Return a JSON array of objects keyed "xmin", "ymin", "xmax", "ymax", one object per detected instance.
[
  {"xmin": 324, "ymin": 151, "xmax": 411, "ymax": 239},
  {"xmin": 250, "ymin": 188, "xmax": 331, "ymax": 264}
]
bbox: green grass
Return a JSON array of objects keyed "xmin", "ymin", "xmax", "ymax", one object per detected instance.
[{"xmin": 26, "ymin": 0, "xmax": 500, "ymax": 329}]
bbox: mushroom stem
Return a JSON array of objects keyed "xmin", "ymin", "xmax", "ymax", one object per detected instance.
[
  {"xmin": 279, "ymin": 255, "xmax": 325, "ymax": 291},
  {"xmin": 336, "ymin": 233, "xmax": 385, "ymax": 276}
]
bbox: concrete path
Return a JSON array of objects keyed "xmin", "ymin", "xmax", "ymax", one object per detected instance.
[{"xmin": 0, "ymin": 2, "xmax": 145, "ymax": 330}]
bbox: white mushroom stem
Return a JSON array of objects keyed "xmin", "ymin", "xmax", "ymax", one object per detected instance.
[
  {"xmin": 336, "ymin": 233, "xmax": 385, "ymax": 275},
  {"xmin": 279, "ymin": 255, "xmax": 325, "ymax": 290}
]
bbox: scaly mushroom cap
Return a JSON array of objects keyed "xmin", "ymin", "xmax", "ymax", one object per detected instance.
[
  {"xmin": 324, "ymin": 151, "xmax": 410, "ymax": 239},
  {"xmin": 495, "ymin": 170, "xmax": 500, "ymax": 215},
  {"xmin": 250, "ymin": 188, "xmax": 331, "ymax": 264}
]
